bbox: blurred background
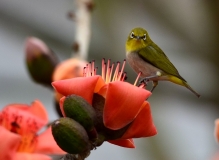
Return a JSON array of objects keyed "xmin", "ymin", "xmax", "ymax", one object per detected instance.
[{"xmin": 0, "ymin": 0, "xmax": 219, "ymax": 160}]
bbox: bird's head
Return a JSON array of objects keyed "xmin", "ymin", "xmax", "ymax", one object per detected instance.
[{"xmin": 126, "ymin": 27, "xmax": 151, "ymax": 52}]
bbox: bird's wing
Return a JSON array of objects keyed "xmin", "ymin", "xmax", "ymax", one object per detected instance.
[{"xmin": 138, "ymin": 43, "xmax": 186, "ymax": 81}]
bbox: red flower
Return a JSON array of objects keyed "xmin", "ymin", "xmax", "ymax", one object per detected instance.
[
  {"xmin": 0, "ymin": 100, "xmax": 65, "ymax": 160},
  {"xmin": 52, "ymin": 59, "xmax": 157, "ymax": 148}
]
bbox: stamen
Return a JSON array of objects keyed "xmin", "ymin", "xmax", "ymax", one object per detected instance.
[
  {"xmin": 83, "ymin": 59, "xmax": 143, "ymax": 85},
  {"xmin": 117, "ymin": 59, "xmax": 126, "ymax": 80},
  {"xmin": 101, "ymin": 59, "xmax": 106, "ymax": 81},
  {"xmin": 112, "ymin": 62, "xmax": 120, "ymax": 81},
  {"xmin": 91, "ymin": 60, "xmax": 95, "ymax": 75},
  {"xmin": 88, "ymin": 62, "xmax": 92, "ymax": 76},
  {"xmin": 105, "ymin": 67, "xmax": 111, "ymax": 83},
  {"xmin": 105, "ymin": 59, "xmax": 111, "ymax": 83},
  {"xmin": 121, "ymin": 72, "xmax": 127, "ymax": 81},
  {"xmin": 85, "ymin": 64, "xmax": 89, "ymax": 77},
  {"xmin": 83, "ymin": 67, "xmax": 86, "ymax": 77},
  {"xmin": 17, "ymin": 132, "xmax": 37, "ymax": 153},
  {"xmin": 134, "ymin": 72, "xmax": 142, "ymax": 86},
  {"xmin": 94, "ymin": 67, "xmax": 98, "ymax": 76},
  {"xmin": 106, "ymin": 59, "xmax": 111, "ymax": 74},
  {"xmin": 109, "ymin": 63, "xmax": 114, "ymax": 82},
  {"xmin": 121, "ymin": 59, "xmax": 126, "ymax": 73}
]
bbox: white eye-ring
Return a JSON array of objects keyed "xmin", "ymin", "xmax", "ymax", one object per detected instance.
[
  {"xmin": 143, "ymin": 34, "xmax": 146, "ymax": 40},
  {"xmin": 130, "ymin": 32, "xmax": 134, "ymax": 38}
]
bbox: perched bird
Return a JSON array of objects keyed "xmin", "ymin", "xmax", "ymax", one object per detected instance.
[{"xmin": 126, "ymin": 27, "xmax": 200, "ymax": 97}]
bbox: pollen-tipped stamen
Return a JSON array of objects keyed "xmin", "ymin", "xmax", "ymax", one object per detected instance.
[
  {"xmin": 134, "ymin": 72, "xmax": 142, "ymax": 86},
  {"xmin": 94, "ymin": 67, "xmax": 98, "ymax": 76},
  {"xmin": 105, "ymin": 59, "xmax": 111, "ymax": 83},
  {"xmin": 86, "ymin": 64, "xmax": 89, "ymax": 76},
  {"xmin": 105, "ymin": 67, "xmax": 111, "ymax": 83},
  {"xmin": 109, "ymin": 62, "xmax": 114, "ymax": 82},
  {"xmin": 101, "ymin": 59, "xmax": 105, "ymax": 81},
  {"xmin": 91, "ymin": 60, "xmax": 95, "ymax": 75},
  {"xmin": 117, "ymin": 59, "xmax": 126, "ymax": 81},
  {"xmin": 83, "ymin": 61, "xmax": 96, "ymax": 78},
  {"xmin": 112, "ymin": 62, "xmax": 120, "ymax": 81},
  {"xmin": 121, "ymin": 72, "xmax": 127, "ymax": 81},
  {"xmin": 84, "ymin": 59, "xmax": 145, "ymax": 85},
  {"xmin": 83, "ymin": 67, "xmax": 86, "ymax": 77}
]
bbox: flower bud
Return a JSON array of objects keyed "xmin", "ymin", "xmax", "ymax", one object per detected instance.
[
  {"xmin": 52, "ymin": 117, "xmax": 91, "ymax": 154},
  {"xmin": 25, "ymin": 37, "xmax": 59, "ymax": 87},
  {"xmin": 64, "ymin": 95, "xmax": 96, "ymax": 131},
  {"xmin": 63, "ymin": 95, "xmax": 97, "ymax": 140}
]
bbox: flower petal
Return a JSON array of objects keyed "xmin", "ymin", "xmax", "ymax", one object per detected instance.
[
  {"xmin": 14, "ymin": 153, "xmax": 51, "ymax": 160},
  {"xmin": 214, "ymin": 119, "xmax": 219, "ymax": 142},
  {"xmin": 103, "ymin": 81, "xmax": 151, "ymax": 130},
  {"xmin": 52, "ymin": 75, "xmax": 105, "ymax": 104},
  {"xmin": 121, "ymin": 101, "xmax": 157, "ymax": 139},
  {"xmin": 52, "ymin": 58, "xmax": 87, "ymax": 81},
  {"xmin": 0, "ymin": 126, "xmax": 21, "ymax": 160},
  {"xmin": 29, "ymin": 100, "xmax": 48, "ymax": 122},
  {"xmin": 2, "ymin": 103, "xmax": 48, "ymax": 133},
  {"xmin": 59, "ymin": 97, "xmax": 66, "ymax": 117},
  {"xmin": 53, "ymin": 58, "xmax": 87, "ymax": 101},
  {"xmin": 4, "ymin": 104, "xmax": 30, "ymax": 110},
  {"xmin": 97, "ymin": 84, "xmax": 108, "ymax": 98},
  {"xmin": 108, "ymin": 139, "xmax": 135, "ymax": 148},
  {"xmin": 34, "ymin": 127, "xmax": 65, "ymax": 155}
]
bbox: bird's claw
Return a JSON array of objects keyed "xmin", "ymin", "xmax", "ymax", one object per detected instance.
[{"xmin": 139, "ymin": 78, "xmax": 150, "ymax": 86}]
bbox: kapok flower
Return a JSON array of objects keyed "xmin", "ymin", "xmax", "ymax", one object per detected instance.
[
  {"xmin": 52, "ymin": 59, "xmax": 157, "ymax": 148},
  {"xmin": 0, "ymin": 100, "xmax": 65, "ymax": 160}
]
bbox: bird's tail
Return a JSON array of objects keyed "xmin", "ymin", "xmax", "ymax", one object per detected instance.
[
  {"xmin": 182, "ymin": 81, "xmax": 200, "ymax": 98},
  {"xmin": 168, "ymin": 76, "xmax": 200, "ymax": 98}
]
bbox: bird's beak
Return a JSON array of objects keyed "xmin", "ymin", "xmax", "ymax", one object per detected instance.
[{"xmin": 136, "ymin": 36, "xmax": 141, "ymax": 40}]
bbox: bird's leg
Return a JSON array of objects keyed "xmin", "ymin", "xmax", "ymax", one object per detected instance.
[
  {"xmin": 140, "ymin": 71, "xmax": 161, "ymax": 83},
  {"xmin": 138, "ymin": 75, "xmax": 154, "ymax": 89},
  {"xmin": 139, "ymin": 71, "xmax": 161, "ymax": 90},
  {"xmin": 151, "ymin": 81, "xmax": 158, "ymax": 92}
]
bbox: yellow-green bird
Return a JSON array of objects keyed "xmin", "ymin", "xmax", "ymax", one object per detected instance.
[{"xmin": 126, "ymin": 27, "xmax": 200, "ymax": 97}]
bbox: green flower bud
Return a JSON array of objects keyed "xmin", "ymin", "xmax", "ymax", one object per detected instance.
[
  {"xmin": 25, "ymin": 37, "xmax": 59, "ymax": 87},
  {"xmin": 63, "ymin": 95, "xmax": 97, "ymax": 134},
  {"xmin": 52, "ymin": 117, "xmax": 91, "ymax": 154}
]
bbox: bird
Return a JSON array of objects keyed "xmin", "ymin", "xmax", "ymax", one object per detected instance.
[{"xmin": 126, "ymin": 27, "xmax": 200, "ymax": 97}]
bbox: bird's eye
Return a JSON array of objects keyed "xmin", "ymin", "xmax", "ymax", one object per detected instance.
[
  {"xmin": 143, "ymin": 34, "xmax": 146, "ymax": 40},
  {"xmin": 130, "ymin": 32, "xmax": 134, "ymax": 38}
]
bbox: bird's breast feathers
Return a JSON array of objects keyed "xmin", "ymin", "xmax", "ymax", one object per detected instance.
[{"xmin": 126, "ymin": 51, "xmax": 163, "ymax": 78}]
